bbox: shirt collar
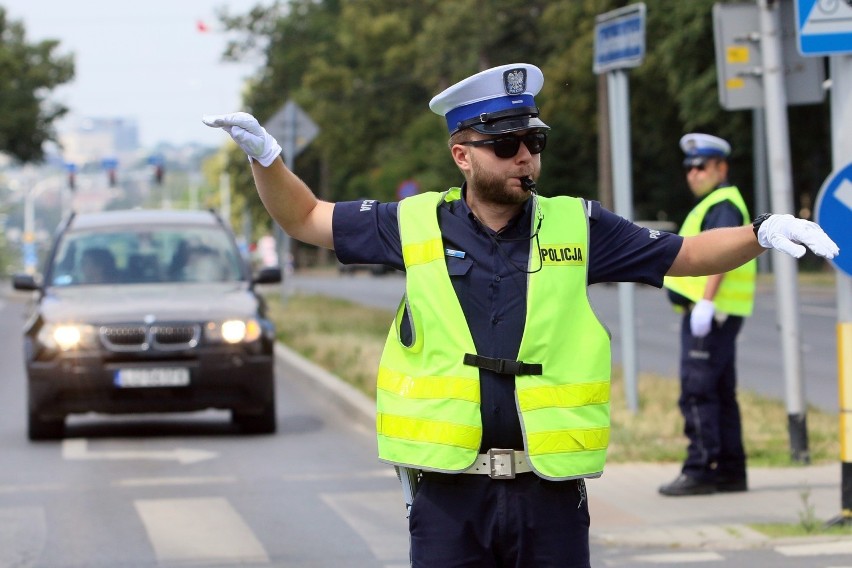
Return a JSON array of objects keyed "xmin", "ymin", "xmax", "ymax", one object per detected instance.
[{"xmin": 451, "ymin": 183, "xmax": 534, "ymax": 236}]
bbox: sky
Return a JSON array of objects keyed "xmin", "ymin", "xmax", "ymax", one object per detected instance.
[{"xmin": 2, "ymin": 0, "xmax": 267, "ymax": 148}]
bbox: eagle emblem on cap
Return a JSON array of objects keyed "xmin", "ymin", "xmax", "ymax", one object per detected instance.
[{"xmin": 504, "ymin": 69, "xmax": 526, "ymax": 95}]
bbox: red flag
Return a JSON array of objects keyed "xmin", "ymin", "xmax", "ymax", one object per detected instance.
[{"xmin": 196, "ymin": 20, "xmax": 210, "ymax": 33}]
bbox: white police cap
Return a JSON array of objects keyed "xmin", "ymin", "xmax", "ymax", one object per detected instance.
[
  {"xmin": 680, "ymin": 133, "xmax": 731, "ymax": 167},
  {"xmin": 429, "ymin": 63, "xmax": 550, "ymax": 135}
]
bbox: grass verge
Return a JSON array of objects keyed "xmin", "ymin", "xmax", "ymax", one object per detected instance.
[{"xmin": 265, "ymin": 291, "xmax": 839, "ymax": 466}]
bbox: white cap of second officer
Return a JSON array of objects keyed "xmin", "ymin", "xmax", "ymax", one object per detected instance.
[
  {"xmin": 680, "ymin": 133, "xmax": 731, "ymax": 167},
  {"xmin": 429, "ymin": 63, "xmax": 550, "ymax": 135}
]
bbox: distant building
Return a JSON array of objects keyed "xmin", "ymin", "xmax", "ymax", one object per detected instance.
[{"xmin": 58, "ymin": 117, "xmax": 140, "ymax": 166}]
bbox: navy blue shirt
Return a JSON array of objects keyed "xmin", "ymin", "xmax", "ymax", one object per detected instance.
[
  {"xmin": 333, "ymin": 188, "xmax": 683, "ymax": 451},
  {"xmin": 702, "ymin": 197, "xmax": 745, "ymax": 231}
]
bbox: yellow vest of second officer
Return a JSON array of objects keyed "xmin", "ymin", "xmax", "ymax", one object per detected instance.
[
  {"xmin": 664, "ymin": 185, "xmax": 756, "ymax": 317},
  {"xmin": 375, "ymin": 189, "xmax": 612, "ymax": 480}
]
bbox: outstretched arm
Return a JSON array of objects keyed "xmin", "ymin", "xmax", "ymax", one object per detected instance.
[
  {"xmin": 250, "ymin": 159, "xmax": 334, "ymax": 250},
  {"xmin": 667, "ymin": 215, "xmax": 839, "ymax": 277},
  {"xmin": 668, "ymin": 226, "xmax": 761, "ymax": 277},
  {"xmin": 203, "ymin": 112, "xmax": 334, "ymax": 250}
]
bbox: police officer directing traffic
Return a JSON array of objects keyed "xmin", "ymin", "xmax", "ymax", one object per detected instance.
[
  {"xmin": 659, "ymin": 134, "xmax": 754, "ymax": 497},
  {"xmin": 203, "ymin": 63, "xmax": 839, "ymax": 568}
]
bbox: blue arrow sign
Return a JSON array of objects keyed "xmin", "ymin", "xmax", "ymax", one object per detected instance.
[
  {"xmin": 795, "ymin": 0, "xmax": 852, "ymax": 56},
  {"xmin": 815, "ymin": 162, "xmax": 852, "ymax": 276}
]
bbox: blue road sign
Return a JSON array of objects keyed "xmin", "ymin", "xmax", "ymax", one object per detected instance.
[
  {"xmin": 397, "ymin": 180, "xmax": 419, "ymax": 200},
  {"xmin": 795, "ymin": 0, "xmax": 852, "ymax": 56},
  {"xmin": 815, "ymin": 162, "xmax": 852, "ymax": 276},
  {"xmin": 593, "ymin": 3, "xmax": 646, "ymax": 74}
]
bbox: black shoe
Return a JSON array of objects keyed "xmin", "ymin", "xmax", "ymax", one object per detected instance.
[
  {"xmin": 658, "ymin": 473, "xmax": 716, "ymax": 496},
  {"xmin": 716, "ymin": 476, "xmax": 748, "ymax": 492}
]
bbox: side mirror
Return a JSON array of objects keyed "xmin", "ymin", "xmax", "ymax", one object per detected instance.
[
  {"xmin": 12, "ymin": 273, "xmax": 39, "ymax": 291},
  {"xmin": 253, "ymin": 266, "xmax": 282, "ymax": 285}
]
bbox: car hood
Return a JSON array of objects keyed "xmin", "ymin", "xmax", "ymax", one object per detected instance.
[{"xmin": 40, "ymin": 283, "xmax": 261, "ymax": 324}]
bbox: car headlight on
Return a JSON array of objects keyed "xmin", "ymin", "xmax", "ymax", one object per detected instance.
[
  {"xmin": 206, "ymin": 318, "xmax": 262, "ymax": 344},
  {"xmin": 37, "ymin": 323, "xmax": 98, "ymax": 351}
]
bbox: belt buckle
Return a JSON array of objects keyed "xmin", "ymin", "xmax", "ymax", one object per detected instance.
[{"xmin": 488, "ymin": 448, "xmax": 516, "ymax": 479}]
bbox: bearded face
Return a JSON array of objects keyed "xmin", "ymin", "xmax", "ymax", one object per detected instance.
[{"xmin": 467, "ymin": 150, "xmax": 536, "ymax": 206}]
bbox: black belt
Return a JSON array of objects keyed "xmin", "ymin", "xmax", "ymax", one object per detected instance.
[{"xmin": 463, "ymin": 354, "xmax": 542, "ymax": 376}]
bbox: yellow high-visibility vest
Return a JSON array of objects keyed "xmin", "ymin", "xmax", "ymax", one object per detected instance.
[
  {"xmin": 376, "ymin": 189, "xmax": 612, "ymax": 480},
  {"xmin": 664, "ymin": 185, "xmax": 756, "ymax": 316}
]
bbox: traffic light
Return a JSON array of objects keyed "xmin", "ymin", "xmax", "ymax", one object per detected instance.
[
  {"xmin": 148, "ymin": 155, "xmax": 165, "ymax": 186},
  {"xmin": 102, "ymin": 157, "xmax": 119, "ymax": 188},
  {"xmin": 66, "ymin": 162, "xmax": 77, "ymax": 192}
]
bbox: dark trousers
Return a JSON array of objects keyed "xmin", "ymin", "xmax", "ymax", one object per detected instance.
[
  {"xmin": 409, "ymin": 472, "xmax": 590, "ymax": 568},
  {"xmin": 678, "ymin": 312, "xmax": 747, "ymax": 482}
]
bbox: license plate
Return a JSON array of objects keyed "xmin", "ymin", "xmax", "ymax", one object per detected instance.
[{"xmin": 115, "ymin": 368, "xmax": 190, "ymax": 388}]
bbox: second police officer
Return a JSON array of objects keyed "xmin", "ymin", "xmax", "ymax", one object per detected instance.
[{"xmin": 660, "ymin": 134, "xmax": 753, "ymax": 497}]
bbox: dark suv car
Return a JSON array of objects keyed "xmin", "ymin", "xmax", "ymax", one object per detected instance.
[{"xmin": 13, "ymin": 209, "xmax": 281, "ymax": 440}]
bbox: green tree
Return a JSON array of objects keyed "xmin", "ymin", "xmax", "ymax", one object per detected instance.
[
  {"xmin": 216, "ymin": 0, "xmax": 833, "ymax": 242},
  {"xmin": 0, "ymin": 8, "xmax": 74, "ymax": 163}
]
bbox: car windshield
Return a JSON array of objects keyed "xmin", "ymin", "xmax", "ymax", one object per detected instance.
[{"xmin": 48, "ymin": 225, "xmax": 245, "ymax": 286}]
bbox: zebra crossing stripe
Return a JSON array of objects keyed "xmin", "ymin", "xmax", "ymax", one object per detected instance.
[
  {"xmin": 135, "ymin": 497, "xmax": 268, "ymax": 564},
  {"xmin": 628, "ymin": 551, "xmax": 724, "ymax": 564},
  {"xmin": 776, "ymin": 539, "xmax": 852, "ymax": 557}
]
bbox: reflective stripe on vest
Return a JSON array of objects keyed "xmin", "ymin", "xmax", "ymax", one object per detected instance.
[
  {"xmin": 376, "ymin": 189, "xmax": 612, "ymax": 480},
  {"xmin": 663, "ymin": 186, "xmax": 756, "ymax": 316}
]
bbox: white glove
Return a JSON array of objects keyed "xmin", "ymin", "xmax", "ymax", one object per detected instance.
[
  {"xmin": 757, "ymin": 214, "xmax": 840, "ymax": 259},
  {"xmin": 690, "ymin": 299, "xmax": 715, "ymax": 338},
  {"xmin": 201, "ymin": 112, "xmax": 282, "ymax": 167}
]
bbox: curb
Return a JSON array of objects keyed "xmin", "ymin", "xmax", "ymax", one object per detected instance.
[{"xmin": 274, "ymin": 342, "xmax": 375, "ymax": 429}]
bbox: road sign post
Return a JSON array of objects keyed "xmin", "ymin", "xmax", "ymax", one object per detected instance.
[
  {"xmin": 816, "ymin": 160, "xmax": 852, "ymax": 526},
  {"xmin": 753, "ymin": 0, "xmax": 813, "ymax": 463},
  {"xmin": 797, "ymin": 0, "xmax": 852, "ymax": 524},
  {"xmin": 264, "ymin": 101, "xmax": 320, "ymax": 296},
  {"xmin": 594, "ymin": 3, "xmax": 645, "ymax": 413}
]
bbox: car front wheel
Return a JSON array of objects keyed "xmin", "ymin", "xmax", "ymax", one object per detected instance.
[{"xmin": 28, "ymin": 412, "xmax": 64, "ymax": 441}]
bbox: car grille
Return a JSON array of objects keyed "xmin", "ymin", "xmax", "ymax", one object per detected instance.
[{"xmin": 100, "ymin": 324, "xmax": 200, "ymax": 352}]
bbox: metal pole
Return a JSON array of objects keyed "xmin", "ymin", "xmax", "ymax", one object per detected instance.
[
  {"xmin": 753, "ymin": 108, "xmax": 771, "ymax": 274},
  {"xmin": 278, "ymin": 103, "xmax": 297, "ymax": 293},
  {"xmin": 219, "ymin": 172, "xmax": 231, "ymax": 227},
  {"xmin": 758, "ymin": 0, "xmax": 809, "ymax": 463},
  {"xmin": 827, "ymin": 53, "xmax": 852, "ymax": 527},
  {"xmin": 607, "ymin": 69, "xmax": 639, "ymax": 413}
]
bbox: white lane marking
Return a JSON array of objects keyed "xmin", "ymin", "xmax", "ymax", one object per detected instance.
[
  {"xmin": 624, "ymin": 552, "xmax": 724, "ymax": 563},
  {"xmin": 135, "ymin": 497, "xmax": 268, "ymax": 564},
  {"xmin": 320, "ymin": 490, "xmax": 410, "ymax": 564},
  {"xmin": 0, "ymin": 506, "xmax": 46, "ymax": 568},
  {"xmin": 281, "ymin": 469, "xmax": 396, "ymax": 482},
  {"xmin": 800, "ymin": 304, "xmax": 837, "ymax": 317},
  {"xmin": 776, "ymin": 539, "xmax": 852, "ymax": 556},
  {"xmin": 0, "ymin": 483, "xmax": 66, "ymax": 494},
  {"xmin": 62, "ymin": 438, "xmax": 217, "ymax": 464},
  {"xmin": 113, "ymin": 476, "xmax": 236, "ymax": 487}
]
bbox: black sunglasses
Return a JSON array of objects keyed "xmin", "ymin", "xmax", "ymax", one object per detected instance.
[
  {"xmin": 460, "ymin": 132, "xmax": 548, "ymax": 159},
  {"xmin": 684, "ymin": 163, "xmax": 706, "ymax": 172}
]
